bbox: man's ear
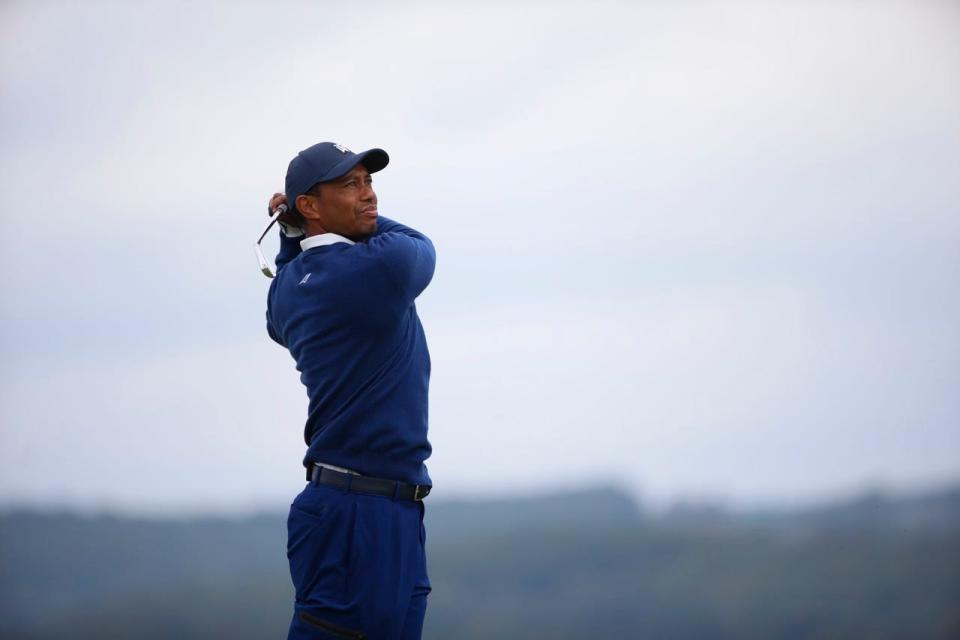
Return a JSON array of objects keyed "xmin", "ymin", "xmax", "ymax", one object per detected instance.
[{"xmin": 296, "ymin": 193, "xmax": 322, "ymax": 220}]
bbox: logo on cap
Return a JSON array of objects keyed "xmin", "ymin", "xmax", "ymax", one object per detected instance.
[{"xmin": 332, "ymin": 143, "xmax": 351, "ymax": 154}]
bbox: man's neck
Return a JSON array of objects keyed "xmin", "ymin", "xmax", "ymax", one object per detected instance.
[{"xmin": 303, "ymin": 220, "xmax": 329, "ymax": 238}]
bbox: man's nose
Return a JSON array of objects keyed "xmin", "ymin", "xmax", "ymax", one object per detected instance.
[{"xmin": 361, "ymin": 183, "xmax": 376, "ymax": 201}]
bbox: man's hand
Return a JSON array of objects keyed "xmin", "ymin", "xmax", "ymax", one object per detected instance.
[
  {"xmin": 268, "ymin": 192, "xmax": 304, "ymax": 237},
  {"xmin": 268, "ymin": 192, "xmax": 292, "ymax": 221}
]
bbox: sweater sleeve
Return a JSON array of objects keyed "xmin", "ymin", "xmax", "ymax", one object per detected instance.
[
  {"xmin": 264, "ymin": 281, "xmax": 285, "ymax": 347},
  {"xmin": 366, "ymin": 216, "xmax": 436, "ymax": 305},
  {"xmin": 274, "ymin": 229, "xmax": 303, "ymax": 273},
  {"xmin": 265, "ymin": 309, "xmax": 284, "ymax": 346}
]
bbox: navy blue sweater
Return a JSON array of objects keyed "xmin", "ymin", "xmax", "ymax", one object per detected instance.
[{"xmin": 265, "ymin": 217, "xmax": 435, "ymax": 486}]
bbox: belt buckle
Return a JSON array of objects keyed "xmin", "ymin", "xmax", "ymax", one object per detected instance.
[{"xmin": 412, "ymin": 485, "xmax": 423, "ymax": 501}]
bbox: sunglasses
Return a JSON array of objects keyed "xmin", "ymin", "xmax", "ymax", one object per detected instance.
[{"xmin": 254, "ymin": 204, "xmax": 287, "ymax": 278}]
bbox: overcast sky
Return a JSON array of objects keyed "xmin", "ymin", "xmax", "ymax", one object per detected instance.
[{"xmin": 1, "ymin": 0, "xmax": 957, "ymax": 515}]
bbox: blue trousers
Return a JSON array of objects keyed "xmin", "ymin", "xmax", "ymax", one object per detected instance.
[{"xmin": 286, "ymin": 481, "xmax": 431, "ymax": 640}]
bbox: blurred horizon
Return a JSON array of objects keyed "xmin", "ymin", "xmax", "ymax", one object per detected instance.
[{"xmin": 2, "ymin": 472, "xmax": 958, "ymax": 520}]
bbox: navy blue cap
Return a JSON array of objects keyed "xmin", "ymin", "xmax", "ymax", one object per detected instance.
[{"xmin": 285, "ymin": 142, "xmax": 389, "ymax": 213}]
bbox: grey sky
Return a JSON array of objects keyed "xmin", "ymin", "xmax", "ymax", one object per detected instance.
[{"xmin": 1, "ymin": 1, "xmax": 958, "ymax": 514}]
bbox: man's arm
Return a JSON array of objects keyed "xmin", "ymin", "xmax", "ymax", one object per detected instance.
[
  {"xmin": 367, "ymin": 216, "xmax": 436, "ymax": 305},
  {"xmin": 274, "ymin": 227, "xmax": 303, "ymax": 273},
  {"xmin": 263, "ymin": 193, "xmax": 299, "ymax": 347}
]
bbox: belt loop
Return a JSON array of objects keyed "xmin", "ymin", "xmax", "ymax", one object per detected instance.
[{"xmin": 392, "ymin": 481, "xmax": 401, "ymax": 501}]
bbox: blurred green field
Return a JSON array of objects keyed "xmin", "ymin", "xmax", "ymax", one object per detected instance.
[{"xmin": 2, "ymin": 484, "xmax": 958, "ymax": 639}]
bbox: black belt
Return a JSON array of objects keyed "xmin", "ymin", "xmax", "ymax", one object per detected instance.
[{"xmin": 308, "ymin": 464, "xmax": 431, "ymax": 501}]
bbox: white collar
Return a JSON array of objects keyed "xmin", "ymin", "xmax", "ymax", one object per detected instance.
[{"xmin": 300, "ymin": 233, "xmax": 356, "ymax": 251}]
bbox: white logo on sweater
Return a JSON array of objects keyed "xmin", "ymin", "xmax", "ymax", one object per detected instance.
[{"xmin": 299, "ymin": 273, "xmax": 312, "ymax": 285}]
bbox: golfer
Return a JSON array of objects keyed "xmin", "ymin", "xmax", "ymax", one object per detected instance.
[{"xmin": 263, "ymin": 141, "xmax": 435, "ymax": 639}]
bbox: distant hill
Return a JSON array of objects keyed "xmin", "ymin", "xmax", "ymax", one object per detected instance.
[{"xmin": 1, "ymin": 484, "xmax": 958, "ymax": 639}]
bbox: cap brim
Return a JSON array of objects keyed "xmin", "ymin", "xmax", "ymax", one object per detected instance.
[
  {"xmin": 324, "ymin": 148, "xmax": 389, "ymax": 183},
  {"xmin": 358, "ymin": 148, "xmax": 389, "ymax": 173}
]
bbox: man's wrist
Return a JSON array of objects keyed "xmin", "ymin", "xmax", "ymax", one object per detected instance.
[{"xmin": 279, "ymin": 221, "xmax": 304, "ymax": 238}]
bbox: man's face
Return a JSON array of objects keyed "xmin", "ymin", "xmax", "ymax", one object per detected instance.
[{"xmin": 308, "ymin": 164, "xmax": 379, "ymax": 240}]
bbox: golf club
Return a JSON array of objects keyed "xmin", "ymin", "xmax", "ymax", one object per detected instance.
[{"xmin": 255, "ymin": 204, "xmax": 287, "ymax": 278}]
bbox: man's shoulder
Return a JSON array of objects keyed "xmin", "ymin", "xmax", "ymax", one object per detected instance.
[
  {"xmin": 276, "ymin": 244, "xmax": 387, "ymax": 293},
  {"xmin": 296, "ymin": 242, "xmax": 386, "ymax": 271}
]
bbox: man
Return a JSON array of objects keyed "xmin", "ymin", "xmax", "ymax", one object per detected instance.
[{"xmin": 264, "ymin": 141, "xmax": 435, "ymax": 640}]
